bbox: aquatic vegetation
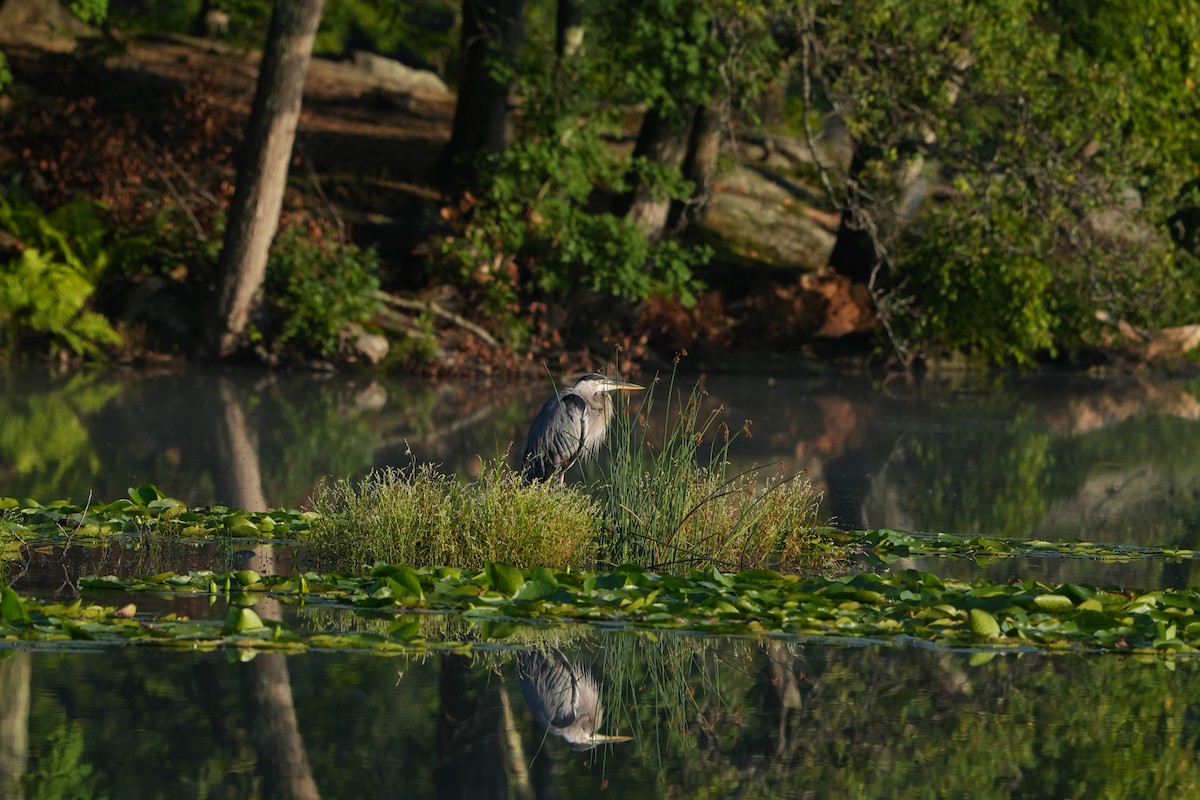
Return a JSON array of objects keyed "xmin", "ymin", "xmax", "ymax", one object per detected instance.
[
  {"xmin": 0, "ymin": 485, "xmax": 315, "ymax": 548},
  {"xmin": 0, "ymin": 564, "xmax": 1185, "ymax": 659},
  {"xmin": 305, "ymin": 461, "xmax": 604, "ymax": 571},
  {"xmin": 852, "ymin": 528, "xmax": 1198, "ymax": 563},
  {"xmin": 602, "ymin": 372, "xmax": 831, "ymax": 574}
]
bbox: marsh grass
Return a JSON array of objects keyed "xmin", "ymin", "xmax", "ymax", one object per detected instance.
[
  {"xmin": 601, "ymin": 371, "xmax": 834, "ymax": 573},
  {"xmin": 303, "ymin": 372, "xmax": 833, "ymax": 574},
  {"xmin": 305, "ymin": 459, "xmax": 602, "ymax": 571}
]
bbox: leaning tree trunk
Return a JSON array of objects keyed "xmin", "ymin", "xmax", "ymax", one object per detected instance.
[
  {"xmin": 623, "ymin": 107, "xmax": 693, "ymax": 241},
  {"xmin": 668, "ymin": 95, "xmax": 727, "ymax": 232},
  {"xmin": 208, "ymin": 0, "xmax": 325, "ymax": 358},
  {"xmin": 438, "ymin": 0, "xmax": 525, "ymax": 182}
]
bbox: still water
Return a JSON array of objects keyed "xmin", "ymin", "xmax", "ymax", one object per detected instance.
[{"xmin": 3, "ymin": 365, "xmax": 1200, "ymax": 798}]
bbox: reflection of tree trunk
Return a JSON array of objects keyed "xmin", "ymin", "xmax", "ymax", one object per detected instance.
[
  {"xmin": 435, "ymin": 654, "xmax": 527, "ymax": 800},
  {"xmin": 215, "ymin": 378, "xmax": 281, "ymax": 575},
  {"xmin": 0, "ymin": 653, "xmax": 30, "ymax": 800},
  {"xmin": 216, "ymin": 378, "xmax": 269, "ymax": 512},
  {"xmin": 499, "ymin": 688, "xmax": 534, "ymax": 800},
  {"xmin": 241, "ymin": 654, "xmax": 320, "ymax": 800},
  {"xmin": 528, "ymin": 732, "xmax": 561, "ymax": 800},
  {"xmin": 761, "ymin": 642, "xmax": 802, "ymax": 761}
]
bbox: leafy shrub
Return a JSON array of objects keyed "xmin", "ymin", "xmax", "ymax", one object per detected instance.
[
  {"xmin": 894, "ymin": 173, "xmax": 1189, "ymax": 366},
  {"xmin": 434, "ymin": 125, "xmax": 708, "ymax": 346},
  {"xmin": 0, "ymin": 193, "xmax": 122, "ymax": 358},
  {"xmin": 261, "ymin": 221, "xmax": 382, "ymax": 359}
]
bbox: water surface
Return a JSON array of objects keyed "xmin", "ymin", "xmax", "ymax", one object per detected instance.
[{"xmin": 2, "ymin": 365, "xmax": 1200, "ymax": 797}]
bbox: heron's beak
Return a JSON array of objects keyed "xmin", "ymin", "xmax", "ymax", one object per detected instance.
[
  {"xmin": 590, "ymin": 733, "xmax": 635, "ymax": 745},
  {"xmin": 600, "ymin": 379, "xmax": 644, "ymax": 393}
]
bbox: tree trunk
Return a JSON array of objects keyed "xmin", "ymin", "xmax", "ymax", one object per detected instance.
[
  {"xmin": 208, "ymin": 0, "xmax": 325, "ymax": 358},
  {"xmin": 669, "ymin": 95, "xmax": 726, "ymax": 232},
  {"xmin": 555, "ymin": 0, "xmax": 584, "ymax": 60},
  {"xmin": 826, "ymin": 147, "xmax": 883, "ymax": 285},
  {"xmin": 438, "ymin": 0, "xmax": 525, "ymax": 182},
  {"xmin": 623, "ymin": 107, "xmax": 693, "ymax": 240}
]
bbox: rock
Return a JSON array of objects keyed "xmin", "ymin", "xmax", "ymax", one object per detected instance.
[
  {"xmin": 350, "ymin": 50, "xmax": 450, "ymax": 97},
  {"xmin": 701, "ymin": 165, "xmax": 837, "ymax": 270},
  {"xmin": 0, "ymin": 0, "xmax": 93, "ymax": 51},
  {"xmin": 1096, "ymin": 312, "xmax": 1200, "ymax": 364},
  {"xmin": 348, "ymin": 324, "xmax": 390, "ymax": 364}
]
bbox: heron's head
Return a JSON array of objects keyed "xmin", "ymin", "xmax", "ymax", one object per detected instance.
[{"xmin": 575, "ymin": 373, "xmax": 645, "ymax": 395}]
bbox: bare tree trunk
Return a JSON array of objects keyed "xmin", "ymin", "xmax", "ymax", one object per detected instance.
[
  {"xmin": 555, "ymin": 0, "xmax": 584, "ymax": 60},
  {"xmin": 208, "ymin": 0, "xmax": 326, "ymax": 358},
  {"xmin": 623, "ymin": 107, "xmax": 693, "ymax": 240},
  {"xmin": 438, "ymin": 0, "xmax": 525, "ymax": 181},
  {"xmin": 241, "ymin": 654, "xmax": 321, "ymax": 800},
  {"xmin": 669, "ymin": 95, "xmax": 726, "ymax": 232}
]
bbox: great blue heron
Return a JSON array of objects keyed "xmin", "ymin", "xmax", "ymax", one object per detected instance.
[
  {"xmin": 518, "ymin": 648, "xmax": 633, "ymax": 750},
  {"xmin": 521, "ymin": 373, "xmax": 644, "ymax": 482}
]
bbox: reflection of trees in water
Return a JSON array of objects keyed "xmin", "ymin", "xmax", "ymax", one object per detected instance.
[
  {"xmin": 0, "ymin": 370, "xmax": 120, "ymax": 501},
  {"xmin": 436, "ymin": 653, "xmax": 532, "ymax": 800},
  {"xmin": 240, "ymin": 653, "xmax": 321, "ymax": 800},
  {"xmin": 0, "ymin": 652, "xmax": 30, "ymax": 800},
  {"xmin": 11, "ymin": 630, "xmax": 1200, "ymax": 795},
  {"xmin": 587, "ymin": 632, "xmax": 1200, "ymax": 797},
  {"xmin": 816, "ymin": 379, "xmax": 1200, "ymax": 551}
]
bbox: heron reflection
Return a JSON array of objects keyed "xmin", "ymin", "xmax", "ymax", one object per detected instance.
[{"xmin": 518, "ymin": 647, "xmax": 633, "ymax": 750}]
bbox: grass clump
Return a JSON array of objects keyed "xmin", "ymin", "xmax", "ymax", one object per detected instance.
[
  {"xmin": 601, "ymin": 372, "xmax": 836, "ymax": 574},
  {"xmin": 305, "ymin": 460, "xmax": 602, "ymax": 571}
]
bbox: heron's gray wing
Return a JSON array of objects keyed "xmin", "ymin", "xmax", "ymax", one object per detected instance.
[
  {"xmin": 518, "ymin": 648, "xmax": 583, "ymax": 729},
  {"xmin": 521, "ymin": 391, "xmax": 589, "ymax": 481}
]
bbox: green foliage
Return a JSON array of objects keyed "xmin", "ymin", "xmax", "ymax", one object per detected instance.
[
  {"xmin": 0, "ymin": 52, "xmax": 12, "ymax": 92},
  {"xmin": 0, "ymin": 193, "xmax": 122, "ymax": 359},
  {"xmin": 434, "ymin": 109, "xmax": 708, "ymax": 345},
  {"xmin": 805, "ymin": 0, "xmax": 1200, "ymax": 364},
  {"xmin": 602, "ymin": 372, "xmax": 830, "ymax": 573},
  {"xmin": 305, "ymin": 461, "xmax": 604, "ymax": 571},
  {"xmin": 596, "ymin": 0, "xmax": 785, "ymax": 121},
  {"xmin": 69, "ymin": 0, "xmax": 108, "ymax": 25},
  {"xmin": 262, "ymin": 222, "xmax": 382, "ymax": 359},
  {"xmin": 0, "ymin": 486, "xmax": 317, "ymax": 549},
  {"xmin": 896, "ymin": 180, "xmax": 1060, "ymax": 366},
  {"xmin": 314, "ymin": 0, "xmax": 457, "ymax": 69}
]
